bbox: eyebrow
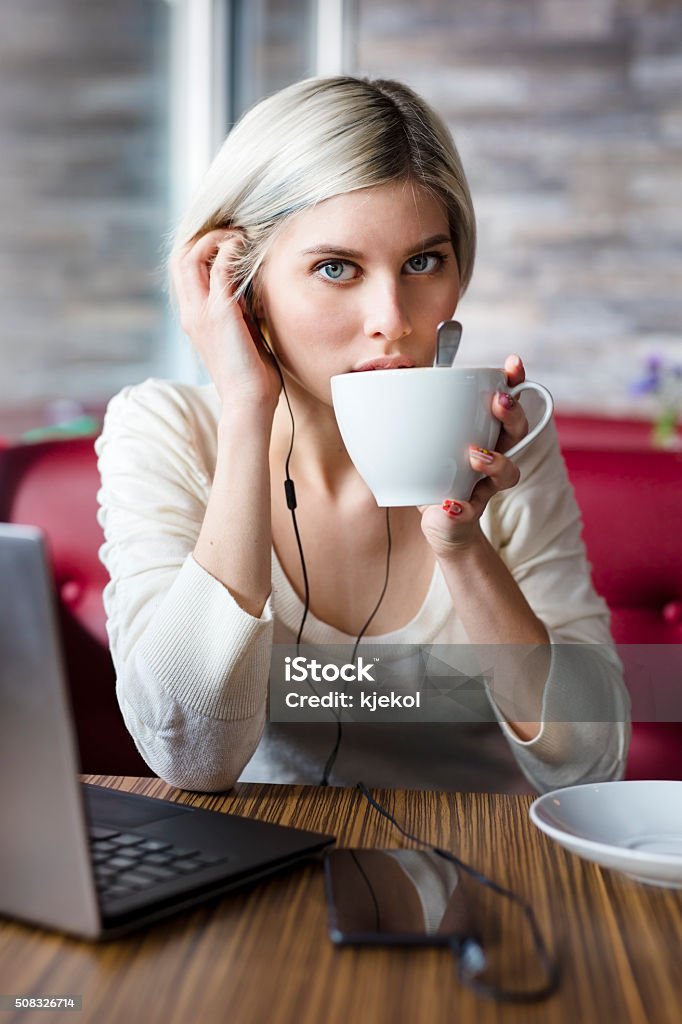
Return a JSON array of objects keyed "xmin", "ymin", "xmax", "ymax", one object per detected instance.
[{"xmin": 300, "ymin": 234, "xmax": 453, "ymax": 259}]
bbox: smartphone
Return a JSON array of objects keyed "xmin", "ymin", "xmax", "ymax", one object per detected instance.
[{"xmin": 324, "ymin": 848, "xmax": 477, "ymax": 947}]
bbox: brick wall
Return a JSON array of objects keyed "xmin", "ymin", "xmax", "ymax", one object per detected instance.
[{"xmin": 354, "ymin": 0, "xmax": 682, "ymax": 411}]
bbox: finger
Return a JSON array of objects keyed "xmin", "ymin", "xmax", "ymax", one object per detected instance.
[
  {"xmin": 465, "ymin": 478, "xmax": 498, "ymax": 518},
  {"xmin": 439, "ymin": 497, "xmax": 476, "ymax": 525},
  {"xmin": 434, "ymin": 448, "xmax": 518, "ymax": 525},
  {"xmin": 463, "ymin": 473, "xmax": 515, "ymax": 521},
  {"xmin": 436, "ymin": 483, "xmax": 497, "ymax": 524},
  {"xmin": 177, "ymin": 229, "xmax": 241, "ymax": 312},
  {"xmin": 504, "ymin": 353, "xmax": 525, "ymax": 387},
  {"xmin": 209, "ymin": 236, "xmax": 245, "ymax": 304},
  {"xmin": 172, "ymin": 233, "xmax": 222, "ymax": 318},
  {"xmin": 170, "ymin": 241, "xmax": 195, "ymax": 314},
  {"xmin": 491, "ymin": 391, "xmax": 528, "ymax": 450},
  {"xmin": 468, "ymin": 446, "xmax": 521, "ymax": 495}
]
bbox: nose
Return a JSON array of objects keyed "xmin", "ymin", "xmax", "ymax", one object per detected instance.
[{"xmin": 362, "ymin": 278, "xmax": 412, "ymax": 342}]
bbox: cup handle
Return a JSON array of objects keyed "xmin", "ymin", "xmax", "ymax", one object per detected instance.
[{"xmin": 502, "ymin": 381, "xmax": 554, "ymax": 461}]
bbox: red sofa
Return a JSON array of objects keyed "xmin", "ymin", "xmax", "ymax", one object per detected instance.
[
  {"xmin": 1, "ymin": 417, "xmax": 680, "ymax": 781},
  {"xmin": 0, "ymin": 438, "xmax": 151, "ymax": 776},
  {"xmin": 556, "ymin": 416, "xmax": 682, "ymax": 780}
]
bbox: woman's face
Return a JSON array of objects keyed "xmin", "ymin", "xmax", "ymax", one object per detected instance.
[{"xmin": 256, "ymin": 180, "xmax": 461, "ymax": 406}]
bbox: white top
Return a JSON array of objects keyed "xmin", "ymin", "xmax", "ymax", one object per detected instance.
[{"xmin": 94, "ymin": 378, "xmax": 631, "ymax": 794}]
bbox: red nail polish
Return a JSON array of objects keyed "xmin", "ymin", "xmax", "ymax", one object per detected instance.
[
  {"xmin": 470, "ymin": 445, "xmax": 495, "ymax": 464},
  {"xmin": 442, "ymin": 500, "xmax": 463, "ymax": 516},
  {"xmin": 498, "ymin": 391, "xmax": 514, "ymax": 410}
]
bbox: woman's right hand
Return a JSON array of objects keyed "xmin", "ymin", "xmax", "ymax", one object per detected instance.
[{"xmin": 171, "ymin": 229, "xmax": 282, "ymax": 417}]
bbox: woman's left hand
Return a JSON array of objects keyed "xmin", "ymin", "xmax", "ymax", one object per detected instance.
[{"xmin": 419, "ymin": 354, "xmax": 529, "ymax": 557}]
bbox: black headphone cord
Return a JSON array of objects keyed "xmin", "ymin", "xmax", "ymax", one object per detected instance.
[
  {"xmin": 319, "ymin": 508, "xmax": 391, "ymax": 786},
  {"xmin": 255, "ymin": 327, "xmax": 310, "ymax": 647},
  {"xmin": 255, "ymin": 323, "xmax": 391, "ymax": 785},
  {"xmin": 355, "ymin": 782, "xmax": 561, "ymax": 1003}
]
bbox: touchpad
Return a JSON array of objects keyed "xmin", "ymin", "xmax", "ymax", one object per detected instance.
[{"xmin": 81, "ymin": 783, "xmax": 191, "ymax": 829}]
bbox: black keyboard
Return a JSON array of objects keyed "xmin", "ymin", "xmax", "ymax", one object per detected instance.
[{"xmin": 88, "ymin": 825, "xmax": 229, "ymax": 903}]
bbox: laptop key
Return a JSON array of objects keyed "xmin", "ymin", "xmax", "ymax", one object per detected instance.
[
  {"xmin": 89, "ymin": 826, "xmax": 120, "ymax": 841},
  {"xmin": 108, "ymin": 855, "xmax": 141, "ymax": 871},
  {"xmin": 129, "ymin": 864, "xmax": 178, "ymax": 883},
  {"xmin": 172, "ymin": 859, "xmax": 206, "ymax": 873},
  {"xmin": 138, "ymin": 839, "xmax": 172, "ymax": 852},
  {"xmin": 101, "ymin": 885, "xmax": 137, "ymax": 900},
  {"xmin": 94, "ymin": 866, "xmax": 119, "ymax": 881},
  {"xmin": 112, "ymin": 846, "xmax": 146, "ymax": 860},
  {"xmin": 144, "ymin": 852, "xmax": 175, "ymax": 866},
  {"xmin": 118, "ymin": 870, "xmax": 164, "ymax": 890},
  {"xmin": 111, "ymin": 833, "xmax": 146, "ymax": 847},
  {"xmin": 90, "ymin": 840, "xmax": 119, "ymax": 853}
]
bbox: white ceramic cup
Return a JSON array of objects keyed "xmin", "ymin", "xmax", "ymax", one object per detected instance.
[{"xmin": 330, "ymin": 366, "xmax": 554, "ymax": 507}]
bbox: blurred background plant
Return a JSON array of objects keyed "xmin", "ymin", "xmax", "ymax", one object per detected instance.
[{"xmin": 631, "ymin": 354, "xmax": 682, "ymax": 448}]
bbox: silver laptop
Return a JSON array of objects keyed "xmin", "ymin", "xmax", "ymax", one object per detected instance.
[{"xmin": 0, "ymin": 523, "xmax": 334, "ymax": 940}]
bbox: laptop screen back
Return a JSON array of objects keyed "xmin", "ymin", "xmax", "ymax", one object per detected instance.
[{"xmin": 0, "ymin": 524, "xmax": 101, "ymax": 937}]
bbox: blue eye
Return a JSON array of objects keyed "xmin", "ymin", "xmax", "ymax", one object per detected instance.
[
  {"xmin": 405, "ymin": 253, "xmax": 444, "ymax": 274},
  {"xmin": 317, "ymin": 260, "xmax": 356, "ymax": 282}
]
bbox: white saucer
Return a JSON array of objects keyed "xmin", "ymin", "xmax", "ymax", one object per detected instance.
[{"xmin": 529, "ymin": 781, "xmax": 682, "ymax": 888}]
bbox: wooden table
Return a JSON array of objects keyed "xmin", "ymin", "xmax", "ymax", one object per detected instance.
[{"xmin": 0, "ymin": 775, "xmax": 680, "ymax": 1024}]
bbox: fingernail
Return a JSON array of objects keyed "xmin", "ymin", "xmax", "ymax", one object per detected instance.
[
  {"xmin": 470, "ymin": 445, "xmax": 495, "ymax": 464},
  {"xmin": 497, "ymin": 391, "xmax": 514, "ymax": 410},
  {"xmin": 442, "ymin": 499, "xmax": 463, "ymax": 516}
]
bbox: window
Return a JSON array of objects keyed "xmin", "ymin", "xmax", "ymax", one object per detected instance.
[{"xmin": 0, "ymin": 0, "xmax": 172, "ymax": 426}]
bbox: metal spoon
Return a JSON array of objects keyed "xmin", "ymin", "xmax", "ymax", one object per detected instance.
[{"xmin": 434, "ymin": 320, "xmax": 463, "ymax": 367}]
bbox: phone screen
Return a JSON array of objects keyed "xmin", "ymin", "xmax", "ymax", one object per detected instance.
[{"xmin": 324, "ymin": 848, "xmax": 475, "ymax": 946}]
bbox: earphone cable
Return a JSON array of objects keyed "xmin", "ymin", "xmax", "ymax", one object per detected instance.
[
  {"xmin": 253, "ymin": 320, "xmax": 310, "ymax": 647},
  {"xmin": 355, "ymin": 781, "xmax": 561, "ymax": 1003},
  {"xmin": 254, "ymin": 317, "xmax": 392, "ymax": 783},
  {"xmin": 319, "ymin": 507, "xmax": 391, "ymax": 786}
]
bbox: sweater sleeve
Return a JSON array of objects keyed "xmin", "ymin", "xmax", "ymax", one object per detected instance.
[
  {"xmin": 94, "ymin": 378, "xmax": 273, "ymax": 792},
  {"xmin": 482, "ymin": 414, "xmax": 631, "ymax": 793}
]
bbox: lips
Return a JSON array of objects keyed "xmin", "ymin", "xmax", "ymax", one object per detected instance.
[{"xmin": 353, "ymin": 355, "xmax": 416, "ymax": 372}]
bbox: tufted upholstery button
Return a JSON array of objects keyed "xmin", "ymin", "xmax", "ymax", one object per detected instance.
[
  {"xmin": 60, "ymin": 579, "xmax": 82, "ymax": 606},
  {"xmin": 662, "ymin": 601, "xmax": 682, "ymax": 625}
]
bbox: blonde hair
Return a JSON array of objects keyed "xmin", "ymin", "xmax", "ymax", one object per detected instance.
[{"xmin": 169, "ymin": 76, "xmax": 476, "ymax": 302}]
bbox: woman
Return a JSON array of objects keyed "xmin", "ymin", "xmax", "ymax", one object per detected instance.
[{"xmin": 95, "ymin": 76, "xmax": 630, "ymax": 793}]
